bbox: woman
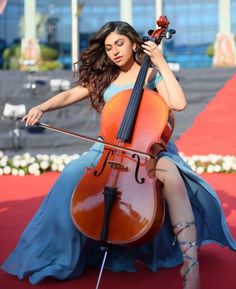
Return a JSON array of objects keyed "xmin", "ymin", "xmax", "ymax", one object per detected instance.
[{"xmin": 2, "ymin": 21, "xmax": 236, "ymax": 289}]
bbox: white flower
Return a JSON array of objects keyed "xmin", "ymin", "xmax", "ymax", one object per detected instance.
[
  {"xmin": 232, "ymin": 163, "xmax": 236, "ymax": 171},
  {"xmin": 191, "ymin": 155, "xmax": 200, "ymax": 161},
  {"xmin": 64, "ymin": 157, "xmax": 72, "ymax": 165},
  {"xmin": 198, "ymin": 155, "xmax": 209, "ymax": 162},
  {"xmin": 57, "ymin": 164, "xmax": 65, "ymax": 172},
  {"xmin": 23, "ymin": 153, "xmax": 31, "ymax": 160},
  {"xmin": 30, "ymin": 157, "xmax": 36, "ymax": 163},
  {"xmin": 11, "ymin": 168, "xmax": 19, "ymax": 176},
  {"xmin": 190, "ymin": 165, "xmax": 197, "ymax": 172},
  {"xmin": 54, "ymin": 157, "xmax": 63, "ymax": 165},
  {"xmin": 20, "ymin": 159, "xmax": 28, "ymax": 168},
  {"xmin": 187, "ymin": 159, "xmax": 196, "ymax": 167},
  {"xmin": 196, "ymin": 166, "xmax": 205, "ymax": 174},
  {"xmin": 51, "ymin": 163, "xmax": 58, "ymax": 171},
  {"xmin": 40, "ymin": 160, "xmax": 50, "ymax": 170},
  {"xmin": 0, "ymin": 156, "xmax": 8, "ymax": 167},
  {"xmin": 28, "ymin": 163, "xmax": 40, "ymax": 174},
  {"xmin": 206, "ymin": 165, "xmax": 215, "ymax": 173},
  {"xmin": 49, "ymin": 154, "xmax": 57, "ymax": 161},
  {"xmin": 12, "ymin": 159, "xmax": 21, "ymax": 168},
  {"xmin": 36, "ymin": 154, "xmax": 43, "ymax": 159},
  {"xmin": 0, "ymin": 150, "xmax": 4, "ymax": 158},
  {"xmin": 3, "ymin": 166, "xmax": 11, "ymax": 174},
  {"xmin": 41, "ymin": 154, "xmax": 50, "ymax": 161},
  {"xmin": 18, "ymin": 169, "xmax": 25, "ymax": 176},
  {"xmin": 0, "ymin": 168, "xmax": 3, "ymax": 175},
  {"xmin": 33, "ymin": 170, "xmax": 41, "ymax": 176},
  {"xmin": 222, "ymin": 162, "xmax": 232, "ymax": 172},
  {"xmin": 208, "ymin": 154, "xmax": 220, "ymax": 164},
  {"xmin": 60, "ymin": 154, "xmax": 69, "ymax": 160},
  {"xmin": 214, "ymin": 164, "xmax": 222, "ymax": 173},
  {"xmin": 13, "ymin": 154, "xmax": 21, "ymax": 160}
]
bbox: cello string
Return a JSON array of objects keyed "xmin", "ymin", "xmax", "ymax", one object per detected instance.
[
  {"xmin": 110, "ymin": 85, "xmax": 145, "ymax": 186},
  {"xmin": 119, "ymin": 55, "xmax": 150, "ymax": 141},
  {"xmin": 118, "ymin": 55, "xmax": 150, "ymax": 141},
  {"xmin": 125, "ymin": 55, "xmax": 150, "ymax": 139}
]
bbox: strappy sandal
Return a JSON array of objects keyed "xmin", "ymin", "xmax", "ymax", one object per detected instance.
[{"xmin": 172, "ymin": 222, "xmax": 199, "ymax": 289}]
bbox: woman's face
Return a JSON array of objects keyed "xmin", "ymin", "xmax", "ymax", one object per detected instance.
[{"xmin": 104, "ymin": 32, "xmax": 136, "ymax": 68}]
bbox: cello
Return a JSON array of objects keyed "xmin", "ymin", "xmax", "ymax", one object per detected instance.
[{"xmin": 70, "ymin": 16, "xmax": 175, "ymax": 247}]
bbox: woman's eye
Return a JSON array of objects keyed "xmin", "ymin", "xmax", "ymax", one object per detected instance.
[{"xmin": 117, "ymin": 41, "xmax": 124, "ymax": 46}]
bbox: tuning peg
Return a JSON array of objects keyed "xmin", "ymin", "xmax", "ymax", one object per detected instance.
[
  {"xmin": 169, "ymin": 29, "xmax": 176, "ymax": 34},
  {"xmin": 148, "ymin": 30, "xmax": 154, "ymax": 36},
  {"xmin": 165, "ymin": 29, "xmax": 176, "ymax": 39},
  {"xmin": 165, "ymin": 32, "xmax": 172, "ymax": 39}
]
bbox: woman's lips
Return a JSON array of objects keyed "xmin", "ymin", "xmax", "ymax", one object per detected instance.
[{"xmin": 114, "ymin": 56, "xmax": 122, "ymax": 62}]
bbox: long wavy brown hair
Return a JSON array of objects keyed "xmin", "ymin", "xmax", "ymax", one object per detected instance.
[{"xmin": 75, "ymin": 21, "xmax": 146, "ymax": 112}]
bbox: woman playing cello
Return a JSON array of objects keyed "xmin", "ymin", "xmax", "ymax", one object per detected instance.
[{"xmin": 2, "ymin": 20, "xmax": 236, "ymax": 289}]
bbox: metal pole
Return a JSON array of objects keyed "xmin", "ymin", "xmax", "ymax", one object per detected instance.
[
  {"xmin": 71, "ymin": 0, "xmax": 78, "ymax": 70},
  {"xmin": 155, "ymin": 0, "xmax": 163, "ymax": 20},
  {"xmin": 155, "ymin": 0, "xmax": 163, "ymax": 51},
  {"xmin": 219, "ymin": 0, "xmax": 231, "ymax": 33},
  {"xmin": 22, "ymin": 0, "xmax": 40, "ymax": 70},
  {"xmin": 213, "ymin": 0, "xmax": 236, "ymax": 67},
  {"xmin": 120, "ymin": 0, "xmax": 132, "ymax": 24},
  {"xmin": 24, "ymin": 0, "xmax": 36, "ymax": 39}
]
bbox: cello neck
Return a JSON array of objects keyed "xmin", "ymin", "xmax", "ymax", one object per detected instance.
[
  {"xmin": 117, "ymin": 54, "xmax": 151, "ymax": 142},
  {"xmin": 116, "ymin": 16, "xmax": 174, "ymax": 143}
]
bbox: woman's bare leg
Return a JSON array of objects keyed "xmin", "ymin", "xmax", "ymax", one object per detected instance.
[{"xmin": 155, "ymin": 156, "xmax": 200, "ymax": 289}]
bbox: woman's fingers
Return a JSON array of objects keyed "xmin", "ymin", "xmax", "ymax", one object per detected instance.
[
  {"xmin": 142, "ymin": 41, "xmax": 164, "ymax": 68},
  {"xmin": 142, "ymin": 41, "xmax": 160, "ymax": 55},
  {"xmin": 22, "ymin": 108, "xmax": 43, "ymax": 126}
]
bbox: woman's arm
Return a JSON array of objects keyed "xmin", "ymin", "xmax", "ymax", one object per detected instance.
[
  {"xmin": 23, "ymin": 85, "xmax": 89, "ymax": 126},
  {"xmin": 142, "ymin": 41, "xmax": 187, "ymax": 111}
]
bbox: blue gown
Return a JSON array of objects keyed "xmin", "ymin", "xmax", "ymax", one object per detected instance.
[{"xmin": 2, "ymin": 75, "xmax": 236, "ymax": 284}]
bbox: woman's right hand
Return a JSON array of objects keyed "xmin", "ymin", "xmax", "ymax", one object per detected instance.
[{"xmin": 22, "ymin": 107, "xmax": 44, "ymax": 126}]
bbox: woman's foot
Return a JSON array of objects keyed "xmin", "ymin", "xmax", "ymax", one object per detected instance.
[
  {"xmin": 180, "ymin": 255, "xmax": 200, "ymax": 289},
  {"xmin": 172, "ymin": 222, "xmax": 201, "ymax": 289}
]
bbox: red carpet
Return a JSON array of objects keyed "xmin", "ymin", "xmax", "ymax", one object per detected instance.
[
  {"xmin": 1, "ymin": 73, "xmax": 236, "ymax": 288},
  {"xmin": 0, "ymin": 173, "xmax": 235, "ymax": 289},
  {"xmin": 176, "ymin": 73, "xmax": 236, "ymax": 155}
]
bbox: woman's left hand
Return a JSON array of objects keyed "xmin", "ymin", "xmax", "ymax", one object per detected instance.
[{"xmin": 141, "ymin": 41, "xmax": 165, "ymax": 68}]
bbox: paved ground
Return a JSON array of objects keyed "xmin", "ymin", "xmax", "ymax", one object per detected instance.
[{"xmin": 0, "ymin": 67, "xmax": 235, "ymax": 156}]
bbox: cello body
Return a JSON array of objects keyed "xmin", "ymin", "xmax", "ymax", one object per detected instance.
[{"xmin": 70, "ymin": 89, "xmax": 174, "ymax": 245}]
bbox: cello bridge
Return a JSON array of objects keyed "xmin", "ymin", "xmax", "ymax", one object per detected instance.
[{"xmin": 107, "ymin": 161, "xmax": 128, "ymax": 171}]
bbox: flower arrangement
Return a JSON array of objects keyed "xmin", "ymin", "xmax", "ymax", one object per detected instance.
[
  {"xmin": 0, "ymin": 150, "xmax": 235, "ymax": 176},
  {"xmin": 0, "ymin": 151, "xmax": 80, "ymax": 176},
  {"xmin": 180, "ymin": 153, "xmax": 236, "ymax": 174}
]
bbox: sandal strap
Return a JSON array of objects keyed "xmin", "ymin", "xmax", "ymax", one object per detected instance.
[
  {"xmin": 183, "ymin": 254, "xmax": 199, "ymax": 277},
  {"xmin": 172, "ymin": 221, "xmax": 195, "ymax": 246},
  {"xmin": 179, "ymin": 241, "xmax": 197, "ymax": 254},
  {"xmin": 182, "ymin": 246, "xmax": 199, "ymax": 288},
  {"xmin": 173, "ymin": 221, "xmax": 195, "ymax": 234},
  {"xmin": 172, "ymin": 221, "xmax": 199, "ymax": 289}
]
